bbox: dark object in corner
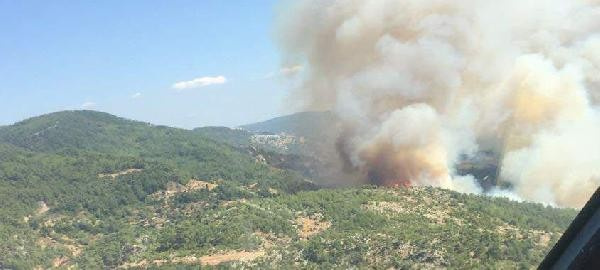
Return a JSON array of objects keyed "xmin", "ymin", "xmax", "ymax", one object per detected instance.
[{"xmin": 539, "ymin": 187, "xmax": 600, "ymax": 270}]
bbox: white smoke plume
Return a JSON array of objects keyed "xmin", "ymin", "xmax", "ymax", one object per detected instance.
[{"xmin": 277, "ymin": 0, "xmax": 600, "ymax": 208}]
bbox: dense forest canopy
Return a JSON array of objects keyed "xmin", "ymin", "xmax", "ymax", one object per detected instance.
[{"xmin": 0, "ymin": 111, "xmax": 578, "ymax": 269}]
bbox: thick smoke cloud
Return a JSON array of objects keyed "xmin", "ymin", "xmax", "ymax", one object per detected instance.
[{"xmin": 277, "ymin": 0, "xmax": 600, "ymax": 208}]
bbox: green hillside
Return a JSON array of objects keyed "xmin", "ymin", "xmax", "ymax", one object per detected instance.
[
  {"xmin": 0, "ymin": 111, "xmax": 577, "ymax": 269},
  {"xmin": 193, "ymin": 126, "xmax": 253, "ymax": 149}
]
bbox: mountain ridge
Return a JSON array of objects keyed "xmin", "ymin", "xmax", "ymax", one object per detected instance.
[
  {"xmin": 0, "ymin": 110, "xmax": 578, "ymax": 269},
  {"xmin": 240, "ymin": 111, "xmax": 337, "ymax": 140}
]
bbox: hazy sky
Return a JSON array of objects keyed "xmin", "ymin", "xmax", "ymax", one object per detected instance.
[{"xmin": 0, "ymin": 0, "xmax": 298, "ymax": 128}]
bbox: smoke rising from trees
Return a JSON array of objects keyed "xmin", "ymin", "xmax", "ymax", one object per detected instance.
[{"xmin": 277, "ymin": 0, "xmax": 600, "ymax": 207}]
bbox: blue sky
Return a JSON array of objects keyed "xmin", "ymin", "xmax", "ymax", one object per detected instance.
[{"xmin": 0, "ymin": 0, "xmax": 298, "ymax": 128}]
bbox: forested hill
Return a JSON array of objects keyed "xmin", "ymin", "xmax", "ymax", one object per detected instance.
[
  {"xmin": 0, "ymin": 110, "xmax": 223, "ymax": 154},
  {"xmin": 0, "ymin": 110, "xmax": 316, "ymax": 212},
  {"xmin": 0, "ymin": 110, "xmax": 578, "ymax": 269},
  {"xmin": 192, "ymin": 126, "xmax": 253, "ymax": 149}
]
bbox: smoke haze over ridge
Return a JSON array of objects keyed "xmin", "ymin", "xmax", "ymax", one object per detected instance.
[{"xmin": 277, "ymin": 0, "xmax": 600, "ymax": 208}]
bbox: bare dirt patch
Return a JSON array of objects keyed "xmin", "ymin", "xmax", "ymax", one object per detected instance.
[
  {"xmin": 538, "ymin": 232, "xmax": 552, "ymax": 246},
  {"xmin": 496, "ymin": 223, "xmax": 524, "ymax": 239},
  {"xmin": 528, "ymin": 229, "xmax": 554, "ymax": 246},
  {"xmin": 37, "ymin": 237, "xmax": 57, "ymax": 249},
  {"xmin": 199, "ymin": 250, "xmax": 265, "ymax": 266},
  {"xmin": 36, "ymin": 201, "xmax": 50, "ymax": 215},
  {"xmin": 423, "ymin": 208, "xmax": 451, "ymax": 225},
  {"xmin": 187, "ymin": 179, "xmax": 217, "ymax": 191},
  {"xmin": 37, "ymin": 235, "xmax": 83, "ymax": 257},
  {"xmin": 60, "ymin": 236, "xmax": 83, "ymax": 256},
  {"xmin": 296, "ymin": 214, "xmax": 331, "ymax": 239},
  {"xmin": 253, "ymin": 231, "xmax": 291, "ymax": 249},
  {"xmin": 52, "ymin": 256, "xmax": 69, "ymax": 267},
  {"xmin": 364, "ymin": 201, "xmax": 408, "ymax": 215},
  {"xmin": 365, "ymin": 200, "xmax": 464, "ymax": 226},
  {"xmin": 151, "ymin": 179, "xmax": 218, "ymax": 200},
  {"xmin": 119, "ymin": 259, "xmax": 167, "ymax": 269},
  {"xmin": 121, "ymin": 250, "xmax": 265, "ymax": 268},
  {"xmin": 98, "ymin": 169, "xmax": 143, "ymax": 179},
  {"xmin": 221, "ymin": 199, "xmax": 247, "ymax": 207}
]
